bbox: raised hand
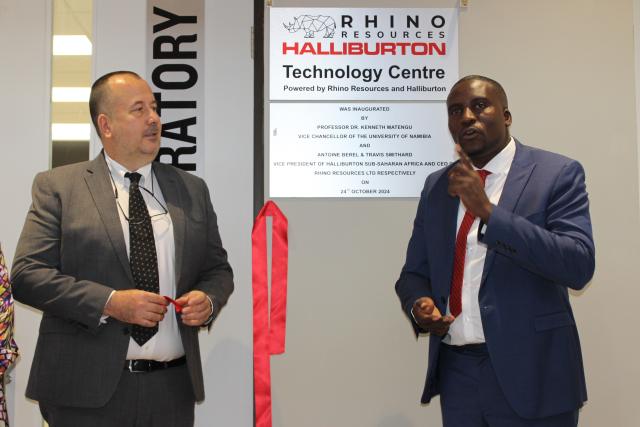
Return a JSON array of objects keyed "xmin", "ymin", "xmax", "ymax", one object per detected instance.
[{"xmin": 448, "ymin": 145, "xmax": 493, "ymax": 221}]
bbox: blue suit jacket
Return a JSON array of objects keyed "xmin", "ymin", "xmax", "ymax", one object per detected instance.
[{"xmin": 395, "ymin": 141, "xmax": 595, "ymax": 419}]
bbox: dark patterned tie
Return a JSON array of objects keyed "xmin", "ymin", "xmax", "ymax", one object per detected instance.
[
  {"xmin": 125, "ymin": 172, "xmax": 159, "ymax": 346},
  {"xmin": 449, "ymin": 170, "xmax": 491, "ymax": 317}
]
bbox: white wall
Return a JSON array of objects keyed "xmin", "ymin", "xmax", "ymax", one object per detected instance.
[
  {"xmin": 201, "ymin": 1, "xmax": 253, "ymax": 425},
  {"xmin": 0, "ymin": 1, "xmax": 51, "ymax": 426},
  {"xmin": 266, "ymin": 1, "xmax": 640, "ymax": 426}
]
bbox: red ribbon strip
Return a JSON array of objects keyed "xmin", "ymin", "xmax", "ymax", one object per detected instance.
[
  {"xmin": 252, "ymin": 201, "xmax": 288, "ymax": 427},
  {"xmin": 163, "ymin": 295, "xmax": 183, "ymax": 313}
]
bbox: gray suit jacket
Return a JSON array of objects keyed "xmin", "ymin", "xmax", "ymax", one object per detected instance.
[{"xmin": 11, "ymin": 153, "xmax": 234, "ymax": 407}]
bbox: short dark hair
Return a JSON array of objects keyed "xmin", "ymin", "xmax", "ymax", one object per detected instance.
[
  {"xmin": 450, "ymin": 74, "xmax": 509, "ymax": 108},
  {"xmin": 89, "ymin": 70, "xmax": 142, "ymax": 138}
]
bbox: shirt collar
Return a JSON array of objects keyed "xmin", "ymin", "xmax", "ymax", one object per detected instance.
[
  {"xmin": 477, "ymin": 137, "xmax": 516, "ymax": 176},
  {"xmin": 103, "ymin": 152, "xmax": 153, "ymax": 190}
]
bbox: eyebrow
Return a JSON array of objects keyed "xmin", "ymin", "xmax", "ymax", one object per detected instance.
[
  {"xmin": 448, "ymin": 96, "xmax": 491, "ymax": 107},
  {"xmin": 129, "ymin": 99, "xmax": 157, "ymax": 109}
]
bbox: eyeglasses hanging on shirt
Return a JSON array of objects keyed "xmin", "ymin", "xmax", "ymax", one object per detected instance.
[{"xmin": 106, "ymin": 167, "xmax": 169, "ymax": 224}]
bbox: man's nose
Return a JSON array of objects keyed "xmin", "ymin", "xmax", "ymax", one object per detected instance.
[
  {"xmin": 148, "ymin": 108, "xmax": 161, "ymax": 125},
  {"xmin": 461, "ymin": 107, "xmax": 476, "ymax": 123}
]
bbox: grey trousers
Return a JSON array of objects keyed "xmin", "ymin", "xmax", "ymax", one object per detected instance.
[{"xmin": 40, "ymin": 364, "xmax": 195, "ymax": 427}]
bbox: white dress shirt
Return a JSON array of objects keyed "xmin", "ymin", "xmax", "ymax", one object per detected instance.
[
  {"xmin": 444, "ymin": 138, "xmax": 516, "ymax": 346},
  {"xmin": 104, "ymin": 153, "xmax": 185, "ymax": 361}
]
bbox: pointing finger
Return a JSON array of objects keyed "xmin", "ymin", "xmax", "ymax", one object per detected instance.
[{"xmin": 455, "ymin": 144, "xmax": 474, "ymax": 170}]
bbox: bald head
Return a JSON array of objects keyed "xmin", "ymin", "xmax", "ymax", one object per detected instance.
[{"xmin": 89, "ymin": 71, "xmax": 143, "ymax": 138}]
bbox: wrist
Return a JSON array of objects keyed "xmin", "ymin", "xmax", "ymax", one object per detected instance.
[
  {"xmin": 202, "ymin": 295, "xmax": 215, "ymax": 326},
  {"xmin": 479, "ymin": 202, "xmax": 493, "ymax": 222},
  {"xmin": 102, "ymin": 290, "xmax": 117, "ymax": 317}
]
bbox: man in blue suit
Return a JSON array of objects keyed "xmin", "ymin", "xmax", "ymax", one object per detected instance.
[{"xmin": 396, "ymin": 75, "xmax": 594, "ymax": 426}]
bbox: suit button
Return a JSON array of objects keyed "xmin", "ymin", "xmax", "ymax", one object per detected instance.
[{"xmin": 123, "ymin": 327, "xmax": 130, "ymax": 335}]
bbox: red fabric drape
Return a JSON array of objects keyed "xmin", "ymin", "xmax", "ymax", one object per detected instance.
[{"xmin": 252, "ymin": 201, "xmax": 288, "ymax": 427}]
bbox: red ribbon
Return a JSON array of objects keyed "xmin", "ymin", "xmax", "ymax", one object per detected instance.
[
  {"xmin": 162, "ymin": 295, "xmax": 183, "ymax": 313},
  {"xmin": 252, "ymin": 201, "xmax": 288, "ymax": 427}
]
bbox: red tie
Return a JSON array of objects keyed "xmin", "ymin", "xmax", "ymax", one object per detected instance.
[{"xmin": 449, "ymin": 170, "xmax": 490, "ymax": 317}]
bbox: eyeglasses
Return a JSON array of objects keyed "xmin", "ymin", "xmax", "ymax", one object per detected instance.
[{"xmin": 107, "ymin": 166, "xmax": 169, "ymax": 224}]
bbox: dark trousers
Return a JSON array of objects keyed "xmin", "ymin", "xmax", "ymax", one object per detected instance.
[
  {"xmin": 438, "ymin": 343, "xmax": 579, "ymax": 427},
  {"xmin": 40, "ymin": 364, "xmax": 195, "ymax": 427}
]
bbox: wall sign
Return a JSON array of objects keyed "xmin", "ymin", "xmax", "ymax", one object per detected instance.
[
  {"xmin": 270, "ymin": 8, "xmax": 458, "ymax": 101},
  {"xmin": 148, "ymin": 0, "xmax": 205, "ymax": 176},
  {"xmin": 269, "ymin": 8, "xmax": 459, "ymax": 197},
  {"xmin": 270, "ymin": 103, "xmax": 456, "ymax": 197}
]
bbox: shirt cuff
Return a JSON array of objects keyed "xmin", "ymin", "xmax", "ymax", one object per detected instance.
[
  {"xmin": 478, "ymin": 220, "xmax": 488, "ymax": 241},
  {"xmin": 410, "ymin": 305, "xmax": 418, "ymax": 324},
  {"xmin": 99, "ymin": 290, "xmax": 117, "ymax": 325},
  {"xmin": 202, "ymin": 295, "xmax": 215, "ymax": 326}
]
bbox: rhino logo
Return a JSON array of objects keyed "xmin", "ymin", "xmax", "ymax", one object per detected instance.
[{"xmin": 283, "ymin": 15, "xmax": 336, "ymax": 38}]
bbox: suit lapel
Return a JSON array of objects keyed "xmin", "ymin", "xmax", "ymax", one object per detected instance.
[
  {"xmin": 153, "ymin": 163, "xmax": 186, "ymax": 293},
  {"xmin": 84, "ymin": 153, "xmax": 134, "ymax": 285},
  {"xmin": 430, "ymin": 169, "xmax": 460, "ymax": 297},
  {"xmin": 481, "ymin": 141, "xmax": 536, "ymax": 283}
]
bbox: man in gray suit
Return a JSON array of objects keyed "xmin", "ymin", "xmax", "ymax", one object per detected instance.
[{"xmin": 12, "ymin": 71, "xmax": 233, "ymax": 426}]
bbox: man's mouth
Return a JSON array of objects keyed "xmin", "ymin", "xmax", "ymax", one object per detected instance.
[
  {"xmin": 460, "ymin": 127, "xmax": 481, "ymax": 140},
  {"xmin": 144, "ymin": 128, "xmax": 159, "ymax": 138}
]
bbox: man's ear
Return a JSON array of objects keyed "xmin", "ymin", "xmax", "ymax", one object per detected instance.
[
  {"xmin": 504, "ymin": 108, "xmax": 512, "ymax": 127},
  {"xmin": 98, "ymin": 114, "xmax": 111, "ymax": 138}
]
